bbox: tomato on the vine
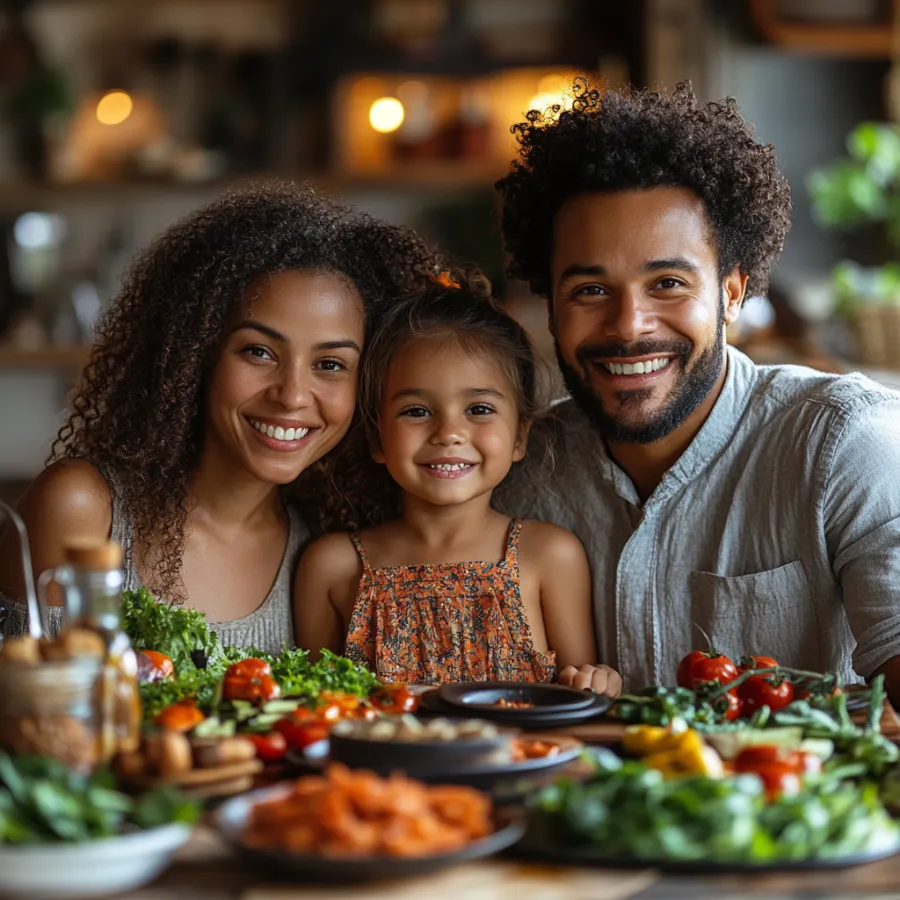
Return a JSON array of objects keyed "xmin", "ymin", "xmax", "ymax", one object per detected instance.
[
  {"xmin": 737, "ymin": 655, "xmax": 778, "ymax": 673},
  {"xmin": 246, "ymin": 731, "xmax": 287, "ymax": 763},
  {"xmin": 226, "ymin": 658, "xmax": 272, "ymax": 679},
  {"xmin": 676, "ymin": 650, "xmax": 738, "ymax": 689},
  {"xmin": 222, "ymin": 673, "xmax": 280, "ymax": 704},
  {"xmin": 737, "ymin": 675, "xmax": 794, "ymax": 716}
]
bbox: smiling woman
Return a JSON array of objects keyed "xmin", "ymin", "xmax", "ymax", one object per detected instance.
[{"xmin": 0, "ymin": 182, "xmax": 440, "ymax": 651}]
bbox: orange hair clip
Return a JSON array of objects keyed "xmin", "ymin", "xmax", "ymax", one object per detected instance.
[{"xmin": 429, "ymin": 270, "xmax": 461, "ymax": 289}]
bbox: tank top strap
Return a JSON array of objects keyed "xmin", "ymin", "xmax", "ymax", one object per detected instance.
[
  {"xmin": 504, "ymin": 519, "xmax": 522, "ymax": 568},
  {"xmin": 349, "ymin": 532, "xmax": 372, "ymax": 572}
]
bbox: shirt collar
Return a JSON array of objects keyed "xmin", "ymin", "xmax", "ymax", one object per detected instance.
[{"xmin": 591, "ymin": 345, "xmax": 759, "ymax": 507}]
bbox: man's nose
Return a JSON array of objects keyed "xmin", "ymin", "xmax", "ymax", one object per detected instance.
[{"xmin": 604, "ymin": 288, "xmax": 655, "ymax": 344}]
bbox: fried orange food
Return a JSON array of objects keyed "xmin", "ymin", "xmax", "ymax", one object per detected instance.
[
  {"xmin": 510, "ymin": 738, "xmax": 561, "ymax": 761},
  {"xmin": 243, "ymin": 764, "xmax": 492, "ymax": 858}
]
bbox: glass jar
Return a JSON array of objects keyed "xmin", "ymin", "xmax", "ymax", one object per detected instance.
[{"xmin": 0, "ymin": 656, "xmax": 104, "ymax": 773}]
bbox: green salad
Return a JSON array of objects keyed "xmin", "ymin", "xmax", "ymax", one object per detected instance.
[
  {"xmin": 122, "ymin": 588, "xmax": 378, "ymax": 721},
  {"xmin": 529, "ymin": 752, "xmax": 900, "ymax": 864},
  {"xmin": 0, "ymin": 753, "xmax": 199, "ymax": 844}
]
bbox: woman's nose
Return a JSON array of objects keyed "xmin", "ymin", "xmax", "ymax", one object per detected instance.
[{"xmin": 270, "ymin": 363, "xmax": 313, "ymax": 409}]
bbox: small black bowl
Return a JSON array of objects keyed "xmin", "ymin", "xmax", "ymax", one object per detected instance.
[
  {"xmin": 439, "ymin": 681, "xmax": 596, "ymax": 713},
  {"xmin": 328, "ymin": 720, "xmax": 516, "ymax": 776}
]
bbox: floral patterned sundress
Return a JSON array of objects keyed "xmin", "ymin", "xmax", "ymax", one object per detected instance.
[{"xmin": 344, "ymin": 520, "xmax": 558, "ymax": 684}]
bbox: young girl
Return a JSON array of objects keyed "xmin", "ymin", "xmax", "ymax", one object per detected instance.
[
  {"xmin": 295, "ymin": 272, "xmax": 622, "ymax": 694},
  {"xmin": 0, "ymin": 183, "xmax": 439, "ymax": 653}
]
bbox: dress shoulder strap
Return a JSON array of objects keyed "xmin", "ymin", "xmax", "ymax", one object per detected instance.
[
  {"xmin": 348, "ymin": 532, "xmax": 372, "ymax": 572},
  {"xmin": 504, "ymin": 519, "xmax": 521, "ymax": 568}
]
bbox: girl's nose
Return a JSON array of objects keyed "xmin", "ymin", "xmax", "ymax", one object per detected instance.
[{"xmin": 430, "ymin": 414, "xmax": 466, "ymax": 445}]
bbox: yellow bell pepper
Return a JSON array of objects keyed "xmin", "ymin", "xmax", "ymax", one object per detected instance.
[
  {"xmin": 623, "ymin": 723, "xmax": 723, "ymax": 778},
  {"xmin": 621, "ymin": 718, "xmax": 689, "ymax": 756}
]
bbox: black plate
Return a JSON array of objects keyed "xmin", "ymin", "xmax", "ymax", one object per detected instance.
[
  {"xmin": 328, "ymin": 725, "xmax": 513, "ymax": 776},
  {"xmin": 215, "ymin": 785, "xmax": 525, "ymax": 883},
  {"xmin": 439, "ymin": 681, "xmax": 597, "ymax": 713},
  {"xmin": 420, "ymin": 688, "xmax": 613, "ymax": 728},
  {"xmin": 509, "ymin": 830, "xmax": 900, "ymax": 873}
]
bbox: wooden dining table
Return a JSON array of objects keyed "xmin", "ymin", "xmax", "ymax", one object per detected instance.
[{"xmin": 123, "ymin": 701, "xmax": 900, "ymax": 899}]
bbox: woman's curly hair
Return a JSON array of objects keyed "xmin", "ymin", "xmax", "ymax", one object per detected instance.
[
  {"xmin": 51, "ymin": 180, "xmax": 440, "ymax": 601},
  {"xmin": 496, "ymin": 79, "xmax": 792, "ymax": 300}
]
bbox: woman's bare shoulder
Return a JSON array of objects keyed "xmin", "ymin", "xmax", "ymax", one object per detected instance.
[{"xmin": 18, "ymin": 459, "xmax": 112, "ymax": 535}]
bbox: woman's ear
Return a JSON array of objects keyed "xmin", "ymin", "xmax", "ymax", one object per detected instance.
[{"xmin": 513, "ymin": 421, "xmax": 531, "ymax": 462}]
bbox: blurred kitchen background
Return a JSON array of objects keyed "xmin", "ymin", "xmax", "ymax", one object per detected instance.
[{"xmin": 3, "ymin": 0, "xmax": 900, "ymax": 502}]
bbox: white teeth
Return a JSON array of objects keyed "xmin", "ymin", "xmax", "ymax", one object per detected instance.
[
  {"xmin": 428, "ymin": 463, "xmax": 473, "ymax": 471},
  {"xmin": 602, "ymin": 357, "xmax": 670, "ymax": 376},
  {"xmin": 250, "ymin": 420, "xmax": 310, "ymax": 442}
]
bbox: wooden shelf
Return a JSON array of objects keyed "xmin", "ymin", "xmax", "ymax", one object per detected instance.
[
  {"xmin": 0, "ymin": 346, "xmax": 89, "ymax": 370},
  {"xmin": 0, "ymin": 166, "xmax": 498, "ymax": 208},
  {"xmin": 750, "ymin": 0, "xmax": 900, "ymax": 57}
]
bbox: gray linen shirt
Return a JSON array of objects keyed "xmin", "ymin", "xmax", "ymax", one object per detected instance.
[{"xmin": 500, "ymin": 346, "xmax": 900, "ymax": 691}]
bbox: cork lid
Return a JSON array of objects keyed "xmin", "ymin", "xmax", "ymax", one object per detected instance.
[{"xmin": 63, "ymin": 540, "xmax": 123, "ymax": 570}]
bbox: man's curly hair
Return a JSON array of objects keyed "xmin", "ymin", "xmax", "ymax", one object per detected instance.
[
  {"xmin": 51, "ymin": 181, "xmax": 440, "ymax": 601},
  {"xmin": 496, "ymin": 79, "xmax": 792, "ymax": 300}
]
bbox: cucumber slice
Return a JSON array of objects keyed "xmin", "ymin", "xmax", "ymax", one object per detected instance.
[{"xmin": 705, "ymin": 727, "xmax": 804, "ymax": 760}]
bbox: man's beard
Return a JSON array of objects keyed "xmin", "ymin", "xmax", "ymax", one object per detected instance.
[{"xmin": 556, "ymin": 309, "xmax": 726, "ymax": 445}]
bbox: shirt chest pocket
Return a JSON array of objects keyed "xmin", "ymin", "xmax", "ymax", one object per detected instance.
[{"xmin": 689, "ymin": 561, "xmax": 816, "ymax": 665}]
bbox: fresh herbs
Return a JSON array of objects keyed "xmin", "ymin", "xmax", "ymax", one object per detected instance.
[
  {"xmin": 0, "ymin": 753, "xmax": 198, "ymax": 844},
  {"xmin": 124, "ymin": 590, "xmax": 379, "ymax": 723},
  {"xmin": 530, "ymin": 754, "xmax": 899, "ymax": 863},
  {"xmin": 123, "ymin": 588, "xmax": 225, "ymax": 673}
]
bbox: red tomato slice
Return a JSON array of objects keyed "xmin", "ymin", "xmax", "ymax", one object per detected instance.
[{"xmin": 246, "ymin": 731, "xmax": 288, "ymax": 763}]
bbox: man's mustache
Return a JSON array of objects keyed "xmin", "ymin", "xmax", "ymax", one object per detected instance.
[{"xmin": 576, "ymin": 339, "xmax": 692, "ymax": 368}]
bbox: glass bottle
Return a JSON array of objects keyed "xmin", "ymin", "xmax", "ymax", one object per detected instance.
[{"xmin": 40, "ymin": 541, "xmax": 142, "ymax": 759}]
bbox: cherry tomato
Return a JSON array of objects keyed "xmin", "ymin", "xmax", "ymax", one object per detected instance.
[
  {"xmin": 737, "ymin": 655, "xmax": 778, "ymax": 674},
  {"xmin": 155, "ymin": 699, "xmax": 205, "ymax": 732},
  {"xmin": 137, "ymin": 650, "xmax": 175, "ymax": 683},
  {"xmin": 734, "ymin": 746, "xmax": 804, "ymax": 771},
  {"xmin": 246, "ymin": 731, "xmax": 288, "ymax": 763},
  {"xmin": 752, "ymin": 765, "xmax": 802, "ymax": 799},
  {"xmin": 226, "ymin": 658, "xmax": 272, "ymax": 679},
  {"xmin": 737, "ymin": 675, "xmax": 794, "ymax": 716},
  {"xmin": 720, "ymin": 689, "xmax": 742, "ymax": 721},
  {"xmin": 800, "ymin": 686, "xmax": 843, "ymax": 701},
  {"xmin": 369, "ymin": 683, "xmax": 420, "ymax": 714},
  {"xmin": 273, "ymin": 713, "xmax": 329, "ymax": 750},
  {"xmin": 222, "ymin": 673, "xmax": 280, "ymax": 704},
  {"xmin": 318, "ymin": 692, "xmax": 362, "ymax": 714}
]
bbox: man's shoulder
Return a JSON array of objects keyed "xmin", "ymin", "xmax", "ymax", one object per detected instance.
[{"xmin": 750, "ymin": 359, "xmax": 900, "ymax": 425}]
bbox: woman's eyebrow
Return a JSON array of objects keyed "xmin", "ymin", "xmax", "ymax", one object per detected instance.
[
  {"xmin": 313, "ymin": 339, "xmax": 361, "ymax": 353},
  {"xmin": 231, "ymin": 320, "xmax": 287, "ymax": 342}
]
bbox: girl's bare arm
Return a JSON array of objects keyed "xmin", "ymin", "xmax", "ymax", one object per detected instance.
[{"xmin": 293, "ymin": 533, "xmax": 361, "ymax": 660}]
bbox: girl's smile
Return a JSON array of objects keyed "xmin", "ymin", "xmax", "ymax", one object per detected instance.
[{"xmin": 374, "ymin": 338, "xmax": 527, "ymax": 507}]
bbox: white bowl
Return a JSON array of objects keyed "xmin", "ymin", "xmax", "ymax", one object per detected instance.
[{"xmin": 0, "ymin": 822, "xmax": 192, "ymax": 898}]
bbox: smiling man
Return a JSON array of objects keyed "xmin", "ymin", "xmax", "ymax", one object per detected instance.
[{"xmin": 496, "ymin": 80, "xmax": 900, "ymax": 700}]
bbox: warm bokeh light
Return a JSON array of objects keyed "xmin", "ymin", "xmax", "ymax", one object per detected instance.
[
  {"xmin": 538, "ymin": 73, "xmax": 572, "ymax": 95},
  {"xmin": 368, "ymin": 96, "xmax": 405, "ymax": 133},
  {"xmin": 526, "ymin": 90, "xmax": 574, "ymax": 120},
  {"xmin": 96, "ymin": 90, "xmax": 133, "ymax": 126}
]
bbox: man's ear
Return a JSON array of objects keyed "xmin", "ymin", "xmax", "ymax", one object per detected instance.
[
  {"xmin": 723, "ymin": 268, "xmax": 748, "ymax": 326},
  {"xmin": 513, "ymin": 420, "xmax": 531, "ymax": 463}
]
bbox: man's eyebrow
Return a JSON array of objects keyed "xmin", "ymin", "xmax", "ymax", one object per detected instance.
[
  {"xmin": 559, "ymin": 264, "xmax": 607, "ymax": 281},
  {"xmin": 644, "ymin": 257, "xmax": 701, "ymax": 275}
]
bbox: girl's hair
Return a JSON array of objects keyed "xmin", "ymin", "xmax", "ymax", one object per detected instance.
[
  {"xmin": 358, "ymin": 269, "xmax": 539, "ymax": 451},
  {"xmin": 52, "ymin": 180, "xmax": 441, "ymax": 601}
]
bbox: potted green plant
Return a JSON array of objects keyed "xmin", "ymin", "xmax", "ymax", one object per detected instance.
[{"xmin": 807, "ymin": 122, "xmax": 900, "ymax": 368}]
